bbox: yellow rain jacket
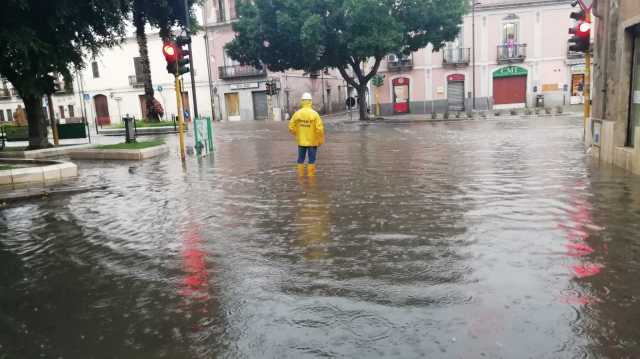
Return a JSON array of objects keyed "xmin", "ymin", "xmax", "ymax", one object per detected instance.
[{"xmin": 288, "ymin": 101, "xmax": 325, "ymax": 147}]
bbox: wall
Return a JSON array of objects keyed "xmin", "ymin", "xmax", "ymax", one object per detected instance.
[{"xmin": 590, "ymin": 0, "xmax": 640, "ymax": 174}]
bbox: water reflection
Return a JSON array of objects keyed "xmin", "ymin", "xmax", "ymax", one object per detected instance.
[{"xmin": 294, "ymin": 177, "xmax": 331, "ymax": 261}]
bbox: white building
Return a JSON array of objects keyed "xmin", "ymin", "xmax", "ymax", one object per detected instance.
[{"xmin": 0, "ymin": 27, "xmax": 214, "ymax": 126}]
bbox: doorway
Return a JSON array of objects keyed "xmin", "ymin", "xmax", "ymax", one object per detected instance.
[
  {"xmin": 252, "ymin": 91, "xmax": 268, "ymax": 120},
  {"xmin": 225, "ymin": 92, "xmax": 240, "ymax": 121},
  {"xmin": 447, "ymin": 74, "xmax": 465, "ymax": 111},
  {"xmin": 93, "ymin": 94, "xmax": 110, "ymax": 125}
]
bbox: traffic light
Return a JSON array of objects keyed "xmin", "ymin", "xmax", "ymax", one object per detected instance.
[
  {"xmin": 568, "ymin": 3, "xmax": 591, "ymax": 53},
  {"xmin": 266, "ymin": 81, "xmax": 273, "ymax": 95},
  {"xmin": 163, "ymin": 41, "xmax": 180, "ymax": 75},
  {"xmin": 265, "ymin": 80, "xmax": 278, "ymax": 95},
  {"xmin": 163, "ymin": 36, "xmax": 191, "ymax": 76},
  {"xmin": 175, "ymin": 35, "xmax": 191, "ymax": 76}
]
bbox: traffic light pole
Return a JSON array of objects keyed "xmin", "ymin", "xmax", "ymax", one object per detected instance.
[
  {"xmin": 583, "ymin": 11, "xmax": 592, "ymax": 141},
  {"xmin": 175, "ymin": 75, "xmax": 186, "ymax": 160},
  {"xmin": 584, "ymin": 49, "xmax": 591, "ymax": 140},
  {"xmin": 184, "ymin": 0, "xmax": 199, "ymax": 120}
]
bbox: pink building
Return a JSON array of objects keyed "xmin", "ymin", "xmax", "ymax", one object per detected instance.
[
  {"xmin": 203, "ymin": 0, "xmax": 345, "ymax": 121},
  {"xmin": 375, "ymin": 0, "xmax": 590, "ymax": 115}
]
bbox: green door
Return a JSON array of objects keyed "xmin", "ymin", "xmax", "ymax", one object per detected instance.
[{"xmin": 629, "ymin": 35, "xmax": 640, "ymax": 147}]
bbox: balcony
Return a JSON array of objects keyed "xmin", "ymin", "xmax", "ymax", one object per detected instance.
[
  {"xmin": 129, "ymin": 75, "xmax": 145, "ymax": 88},
  {"xmin": 387, "ymin": 58, "xmax": 413, "ymax": 72},
  {"xmin": 497, "ymin": 44, "xmax": 527, "ymax": 64},
  {"xmin": 0, "ymin": 88, "xmax": 10, "ymax": 100},
  {"xmin": 218, "ymin": 65, "xmax": 267, "ymax": 80},
  {"xmin": 443, "ymin": 48, "xmax": 471, "ymax": 67}
]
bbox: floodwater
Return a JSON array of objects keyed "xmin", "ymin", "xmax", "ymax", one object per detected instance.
[{"xmin": 2, "ymin": 117, "xmax": 640, "ymax": 358}]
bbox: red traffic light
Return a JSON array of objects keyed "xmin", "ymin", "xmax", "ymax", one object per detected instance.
[
  {"xmin": 578, "ymin": 21, "xmax": 591, "ymax": 35},
  {"xmin": 162, "ymin": 42, "xmax": 179, "ymax": 61}
]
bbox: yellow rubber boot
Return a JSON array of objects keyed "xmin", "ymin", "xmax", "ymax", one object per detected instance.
[
  {"xmin": 297, "ymin": 164, "xmax": 305, "ymax": 177},
  {"xmin": 307, "ymin": 164, "xmax": 316, "ymax": 177}
]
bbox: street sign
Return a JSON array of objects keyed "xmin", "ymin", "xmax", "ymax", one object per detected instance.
[
  {"xmin": 346, "ymin": 97, "xmax": 356, "ymax": 108},
  {"xmin": 578, "ymin": 0, "xmax": 592, "ymax": 11}
]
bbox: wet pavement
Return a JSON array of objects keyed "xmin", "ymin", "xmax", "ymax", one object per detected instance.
[{"xmin": 2, "ymin": 116, "xmax": 640, "ymax": 358}]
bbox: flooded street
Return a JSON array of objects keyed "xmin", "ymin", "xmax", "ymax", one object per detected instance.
[{"xmin": 2, "ymin": 117, "xmax": 640, "ymax": 358}]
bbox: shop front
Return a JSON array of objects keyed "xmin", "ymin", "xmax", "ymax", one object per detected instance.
[{"xmin": 493, "ymin": 66, "xmax": 528, "ymax": 108}]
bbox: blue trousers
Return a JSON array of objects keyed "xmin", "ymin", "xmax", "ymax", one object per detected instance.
[{"xmin": 297, "ymin": 146, "xmax": 318, "ymax": 164}]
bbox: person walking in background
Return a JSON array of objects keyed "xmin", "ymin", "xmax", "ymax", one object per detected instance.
[{"xmin": 288, "ymin": 93, "xmax": 325, "ymax": 177}]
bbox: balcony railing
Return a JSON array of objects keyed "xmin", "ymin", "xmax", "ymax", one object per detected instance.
[
  {"xmin": 387, "ymin": 59, "xmax": 413, "ymax": 72},
  {"xmin": 443, "ymin": 48, "xmax": 471, "ymax": 67},
  {"xmin": 497, "ymin": 44, "xmax": 527, "ymax": 63},
  {"xmin": 129, "ymin": 75, "xmax": 145, "ymax": 88},
  {"xmin": 0, "ymin": 88, "xmax": 10, "ymax": 100},
  {"xmin": 218, "ymin": 65, "xmax": 267, "ymax": 79}
]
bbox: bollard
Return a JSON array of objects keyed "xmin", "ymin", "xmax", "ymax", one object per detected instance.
[{"xmin": 123, "ymin": 116, "xmax": 136, "ymax": 143}]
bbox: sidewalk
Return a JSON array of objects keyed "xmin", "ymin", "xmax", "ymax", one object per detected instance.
[{"xmin": 324, "ymin": 110, "xmax": 584, "ymax": 124}]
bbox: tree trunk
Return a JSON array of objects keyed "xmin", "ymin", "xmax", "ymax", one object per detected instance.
[
  {"xmin": 133, "ymin": 3, "xmax": 159, "ymax": 122},
  {"xmin": 23, "ymin": 94, "xmax": 50, "ymax": 149},
  {"xmin": 357, "ymin": 85, "xmax": 368, "ymax": 121}
]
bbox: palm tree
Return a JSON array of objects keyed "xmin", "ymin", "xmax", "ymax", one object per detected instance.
[
  {"xmin": 131, "ymin": 0, "xmax": 200, "ymax": 122},
  {"xmin": 133, "ymin": 0, "xmax": 160, "ymax": 122}
]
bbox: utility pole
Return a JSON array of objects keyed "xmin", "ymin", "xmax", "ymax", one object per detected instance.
[
  {"xmin": 203, "ymin": 27, "xmax": 216, "ymax": 120},
  {"xmin": 184, "ymin": 0, "xmax": 199, "ymax": 119},
  {"xmin": 472, "ymin": 2, "xmax": 481, "ymax": 111}
]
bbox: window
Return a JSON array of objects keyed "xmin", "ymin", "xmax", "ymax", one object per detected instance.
[
  {"xmin": 59, "ymin": 105, "xmax": 65, "ymax": 119},
  {"xmin": 134, "ymin": 57, "xmax": 144, "ymax": 81},
  {"xmin": 68, "ymin": 105, "xmax": 75, "ymax": 118},
  {"xmin": 0, "ymin": 111, "xmax": 4, "ymax": 122},
  {"xmin": 92, "ymin": 61, "xmax": 100, "ymax": 78},
  {"xmin": 503, "ymin": 22, "xmax": 518, "ymax": 44},
  {"xmin": 217, "ymin": 0, "xmax": 226, "ymax": 22},
  {"xmin": 6, "ymin": 109, "xmax": 12, "ymax": 121},
  {"xmin": 43, "ymin": 107, "xmax": 48, "ymax": 121}
]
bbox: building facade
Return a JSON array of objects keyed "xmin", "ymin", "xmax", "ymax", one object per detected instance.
[
  {"xmin": 0, "ymin": 28, "xmax": 213, "ymax": 126},
  {"xmin": 374, "ymin": 0, "xmax": 588, "ymax": 115},
  {"xmin": 590, "ymin": 0, "xmax": 640, "ymax": 174},
  {"xmin": 203, "ymin": 0, "xmax": 346, "ymax": 122}
]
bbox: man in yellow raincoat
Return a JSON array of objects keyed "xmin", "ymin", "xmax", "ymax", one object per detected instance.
[{"xmin": 288, "ymin": 93, "xmax": 325, "ymax": 177}]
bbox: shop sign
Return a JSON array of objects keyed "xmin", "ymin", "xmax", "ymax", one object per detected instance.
[
  {"xmin": 447, "ymin": 74, "xmax": 465, "ymax": 82},
  {"xmin": 571, "ymin": 64, "xmax": 586, "ymax": 73},
  {"xmin": 393, "ymin": 77, "xmax": 409, "ymax": 86},
  {"xmin": 493, "ymin": 66, "xmax": 528, "ymax": 78},
  {"xmin": 230, "ymin": 82, "xmax": 259, "ymax": 90}
]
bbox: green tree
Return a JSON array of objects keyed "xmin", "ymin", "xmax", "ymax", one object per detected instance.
[
  {"xmin": 131, "ymin": 0, "xmax": 201, "ymax": 122},
  {"xmin": 226, "ymin": 0, "xmax": 467, "ymax": 121},
  {"xmin": 0, "ymin": 0, "xmax": 129, "ymax": 149}
]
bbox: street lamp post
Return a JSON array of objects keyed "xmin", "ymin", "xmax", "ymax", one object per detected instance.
[{"xmin": 472, "ymin": 1, "xmax": 481, "ymax": 111}]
